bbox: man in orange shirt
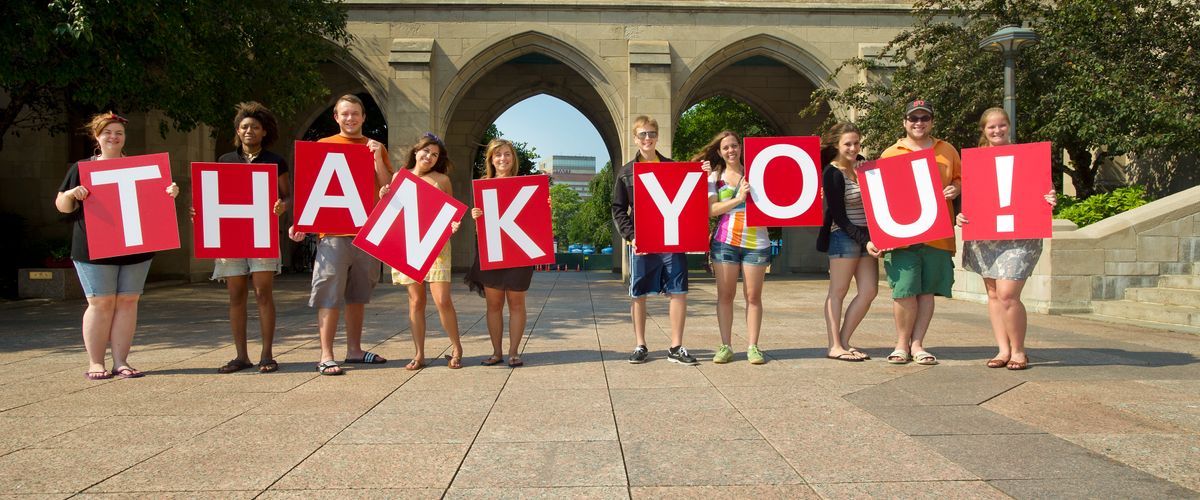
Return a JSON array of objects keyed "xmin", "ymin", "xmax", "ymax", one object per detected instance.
[
  {"xmin": 866, "ymin": 99, "xmax": 961, "ymax": 366},
  {"xmin": 290, "ymin": 94, "xmax": 394, "ymax": 375}
]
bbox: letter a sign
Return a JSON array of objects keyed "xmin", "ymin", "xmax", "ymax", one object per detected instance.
[
  {"xmin": 353, "ymin": 168, "xmax": 466, "ymax": 283},
  {"xmin": 744, "ymin": 136, "xmax": 823, "ymax": 226},
  {"xmin": 191, "ymin": 162, "xmax": 280, "ymax": 258},
  {"xmin": 633, "ymin": 162, "xmax": 709, "ymax": 253},
  {"xmin": 293, "ymin": 141, "xmax": 376, "ymax": 234},
  {"xmin": 79, "ymin": 153, "xmax": 180, "ymax": 259},
  {"xmin": 473, "ymin": 175, "xmax": 554, "ymax": 270},
  {"xmin": 856, "ymin": 150, "xmax": 954, "ymax": 250}
]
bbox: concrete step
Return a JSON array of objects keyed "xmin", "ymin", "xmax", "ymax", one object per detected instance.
[
  {"xmin": 1125, "ymin": 287, "xmax": 1200, "ymax": 307},
  {"xmin": 1090, "ymin": 300, "xmax": 1200, "ymax": 331},
  {"xmin": 1160, "ymin": 274, "xmax": 1200, "ymax": 289}
]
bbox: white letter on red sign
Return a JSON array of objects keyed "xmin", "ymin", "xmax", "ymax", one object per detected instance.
[
  {"xmin": 862, "ymin": 158, "xmax": 940, "ymax": 238},
  {"xmin": 483, "ymin": 185, "xmax": 544, "ymax": 262},
  {"xmin": 89, "ymin": 165, "xmax": 162, "ymax": 246},
  {"xmin": 297, "ymin": 152, "xmax": 369, "ymax": 227},
  {"xmin": 201, "ymin": 170, "xmax": 271, "ymax": 249},
  {"xmin": 747, "ymin": 143, "xmax": 819, "ymax": 219},
  {"xmin": 363, "ymin": 178, "xmax": 457, "ymax": 268},
  {"xmin": 637, "ymin": 171, "xmax": 702, "ymax": 246}
]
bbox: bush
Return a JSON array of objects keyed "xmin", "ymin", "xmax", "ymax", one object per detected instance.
[{"xmin": 1054, "ymin": 186, "xmax": 1152, "ymax": 227}]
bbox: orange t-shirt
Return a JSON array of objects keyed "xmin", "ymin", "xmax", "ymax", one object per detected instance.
[
  {"xmin": 879, "ymin": 138, "xmax": 962, "ymax": 254},
  {"xmin": 317, "ymin": 134, "xmax": 395, "ymax": 237}
]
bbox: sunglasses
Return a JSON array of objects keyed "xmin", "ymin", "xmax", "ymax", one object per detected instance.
[
  {"xmin": 636, "ymin": 131, "xmax": 658, "ymax": 139},
  {"xmin": 905, "ymin": 114, "xmax": 933, "ymax": 123}
]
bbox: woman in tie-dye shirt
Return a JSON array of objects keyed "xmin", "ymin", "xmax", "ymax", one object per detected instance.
[{"xmin": 696, "ymin": 131, "xmax": 771, "ymax": 365}]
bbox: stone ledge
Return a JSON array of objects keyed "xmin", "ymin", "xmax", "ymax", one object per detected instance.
[{"xmin": 389, "ymin": 38, "xmax": 435, "ymax": 65}]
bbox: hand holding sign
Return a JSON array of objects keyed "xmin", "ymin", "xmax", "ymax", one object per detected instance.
[
  {"xmin": 473, "ymin": 175, "xmax": 554, "ymax": 270},
  {"xmin": 352, "ymin": 168, "xmax": 466, "ymax": 283},
  {"xmin": 856, "ymin": 149, "xmax": 954, "ymax": 250},
  {"xmin": 633, "ymin": 162, "xmax": 709, "ymax": 253},
  {"xmin": 79, "ymin": 153, "xmax": 181, "ymax": 260},
  {"xmin": 960, "ymin": 142, "xmax": 1053, "ymax": 240}
]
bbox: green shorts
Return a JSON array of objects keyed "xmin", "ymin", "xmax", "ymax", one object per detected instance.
[{"xmin": 883, "ymin": 244, "xmax": 954, "ymax": 299}]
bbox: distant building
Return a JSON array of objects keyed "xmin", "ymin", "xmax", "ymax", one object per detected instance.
[{"xmin": 540, "ymin": 155, "xmax": 597, "ymax": 200}]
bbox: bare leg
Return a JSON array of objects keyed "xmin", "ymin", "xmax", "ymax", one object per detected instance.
[
  {"xmin": 893, "ymin": 296, "xmax": 917, "ymax": 356},
  {"xmin": 406, "ymin": 284, "xmax": 427, "ymax": 367},
  {"xmin": 317, "ymin": 307, "xmax": 339, "ymax": 364},
  {"xmin": 908, "ymin": 294, "xmax": 935, "ymax": 354},
  {"xmin": 344, "ymin": 303, "xmax": 366, "ymax": 359},
  {"xmin": 250, "ymin": 271, "xmax": 276, "ymax": 362},
  {"xmin": 484, "ymin": 287, "xmax": 505, "ymax": 359},
  {"xmin": 631, "ymin": 296, "xmax": 648, "ymax": 347},
  {"xmin": 429, "ymin": 282, "xmax": 462, "ymax": 360},
  {"xmin": 842, "ymin": 257, "xmax": 879, "ymax": 351},
  {"xmin": 741, "ymin": 263, "xmax": 766, "ymax": 347},
  {"xmin": 995, "ymin": 279, "xmax": 1029, "ymax": 363},
  {"xmin": 225, "ymin": 275, "xmax": 251, "ymax": 363},
  {"xmin": 505, "ymin": 290, "xmax": 527, "ymax": 359},
  {"xmin": 713, "ymin": 262, "xmax": 740, "ymax": 346},
  {"xmin": 824, "ymin": 258, "xmax": 857, "ymax": 355},
  {"xmin": 109, "ymin": 294, "xmax": 141, "ymax": 370},
  {"xmin": 81, "ymin": 295, "xmax": 117, "ymax": 373},
  {"xmin": 983, "ymin": 278, "xmax": 1010, "ymax": 361},
  {"xmin": 668, "ymin": 294, "xmax": 687, "ymax": 348}
]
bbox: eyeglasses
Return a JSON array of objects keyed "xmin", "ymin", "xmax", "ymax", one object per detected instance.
[
  {"xmin": 905, "ymin": 114, "xmax": 933, "ymax": 123},
  {"xmin": 636, "ymin": 131, "xmax": 658, "ymax": 139}
]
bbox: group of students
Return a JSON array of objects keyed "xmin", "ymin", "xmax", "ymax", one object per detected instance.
[{"xmin": 56, "ymin": 96, "xmax": 1052, "ymax": 380}]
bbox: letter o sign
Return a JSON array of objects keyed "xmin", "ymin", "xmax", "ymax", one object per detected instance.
[{"xmin": 744, "ymin": 137, "xmax": 823, "ymax": 227}]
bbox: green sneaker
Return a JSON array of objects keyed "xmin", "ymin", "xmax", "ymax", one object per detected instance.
[
  {"xmin": 713, "ymin": 345, "xmax": 734, "ymax": 364},
  {"xmin": 747, "ymin": 345, "xmax": 766, "ymax": 365}
]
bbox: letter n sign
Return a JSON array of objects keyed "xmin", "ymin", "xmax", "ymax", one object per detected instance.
[
  {"xmin": 353, "ymin": 168, "xmax": 467, "ymax": 283},
  {"xmin": 744, "ymin": 136, "xmax": 823, "ymax": 226},
  {"xmin": 79, "ymin": 153, "xmax": 181, "ymax": 259},
  {"xmin": 473, "ymin": 175, "xmax": 554, "ymax": 270},
  {"xmin": 191, "ymin": 162, "xmax": 279, "ymax": 259}
]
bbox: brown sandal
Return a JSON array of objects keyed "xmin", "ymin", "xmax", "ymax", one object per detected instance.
[
  {"xmin": 1006, "ymin": 360, "xmax": 1028, "ymax": 370},
  {"xmin": 445, "ymin": 354, "xmax": 462, "ymax": 369},
  {"xmin": 986, "ymin": 358, "xmax": 1009, "ymax": 369}
]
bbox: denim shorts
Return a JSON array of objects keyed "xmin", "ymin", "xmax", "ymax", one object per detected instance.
[
  {"xmin": 710, "ymin": 241, "xmax": 771, "ymax": 266},
  {"xmin": 629, "ymin": 252, "xmax": 688, "ymax": 297},
  {"xmin": 827, "ymin": 229, "xmax": 865, "ymax": 259},
  {"xmin": 212, "ymin": 258, "xmax": 281, "ymax": 280},
  {"xmin": 73, "ymin": 259, "xmax": 153, "ymax": 297}
]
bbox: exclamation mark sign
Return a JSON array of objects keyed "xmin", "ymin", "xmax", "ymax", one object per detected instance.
[{"xmin": 995, "ymin": 155, "xmax": 1015, "ymax": 232}]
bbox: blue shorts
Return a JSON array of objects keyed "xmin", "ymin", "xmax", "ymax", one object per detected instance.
[
  {"xmin": 710, "ymin": 241, "xmax": 771, "ymax": 266},
  {"xmin": 827, "ymin": 229, "xmax": 865, "ymax": 259},
  {"xmin": 629, "ymin": 252, "xmax": 688, "ymax": 298},
  {"xmin": 73, "ymin": 259, "xmax": 153, "ymax": 297}
]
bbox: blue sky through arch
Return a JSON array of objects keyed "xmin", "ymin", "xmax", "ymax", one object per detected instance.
[{"xmin": 493, "ymin": 94, "xmax": 610, "ymax": 171}]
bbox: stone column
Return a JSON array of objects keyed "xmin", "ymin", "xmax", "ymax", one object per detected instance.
[
  {"xmin": 387, "ymin": 38, "xmax": 436, "ymax": 161},
  {"xmin": 622, "ymin": 40, "xmax": 674, "ymax": 281}
]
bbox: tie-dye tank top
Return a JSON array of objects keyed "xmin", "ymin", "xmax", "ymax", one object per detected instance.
[{"xmin": 708, "ymin": 172, "xmax": 769, "ymax": 250}]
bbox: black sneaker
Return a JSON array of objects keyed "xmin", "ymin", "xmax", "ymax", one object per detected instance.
[
  {"xmin": 667, "ymin": 346, "xmax": 699, "ymax": 365},
  {"xmin": 628, "ymin": 345, "xmax": 649, "ymax": 364}
]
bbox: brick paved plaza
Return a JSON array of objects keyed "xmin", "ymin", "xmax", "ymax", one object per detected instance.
[{"xmin": 1, "ymin": 271, "xmax": 1197, "ymax": 498}]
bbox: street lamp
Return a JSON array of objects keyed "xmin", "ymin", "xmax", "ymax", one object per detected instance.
[{"xmin": 979, "ymin": 25, "xmax": 1039, "ymax": 142}]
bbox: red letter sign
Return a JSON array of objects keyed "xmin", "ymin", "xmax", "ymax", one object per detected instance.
[
  {"xmin": 633, "ymin": 162, "xmax": 709, "ymax": 253},
  {"xmin": 473, "ymin": 175, "xmax": 554, "ymax": 270},
  {"xmin": 856, "ymin": 149, "xmax": 954, "ymax": 250},
  {"xmin": 79, "ymin": 153, "xmax": 180, "ymax": 259},
  {"xmin": 293, "ymin": 140, "xmax": 375, "ymax": 234},
  {"xmin": 352, "ymin": 168, "xmax": 467, "ymax": 283},
  {"xmin": 961, "ymin": 142, "xmax": 1053, "ymax": 240},
  {"xmin": 191, "ymin": 162, "xmax": 280, "ymax": 259},
  {"xmin": 745, "ymin": 136, "xmax": 823, "ymax": 226}
]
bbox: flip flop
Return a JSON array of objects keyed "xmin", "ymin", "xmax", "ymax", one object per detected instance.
[
  {"xmin": 886, "ymin": 350, "xmax": 910, "ymax": 364},
  {"xmin": 258, "ymin": 359, "xmax": 279, "ymax": 373},
  {"xmin": 316, "ymin": 360, "xmax": 343, "ymax": 376},
  {"xmin": 913, "ymin": 351, "xmax": 939, "ymax": 366},
  {"xmin": 445, "ymin": 354, "xmax": 462, "ymax": 369},
  {"xmin": 507, "ymin": 357, "xmax": 524, "ymax": 368},
  {"xmin": 344, "ymin": 351, "xmax": 387, "ymax": 364},
  {"xmin": 405, "ymin": 358, "xmax": 426, "ymax": 371},
  {"xmin": 480, "ymin": 355, "xmax": 504, "ymax": 366},
  {"xmin": 848, "ymin": 348, "xmax": 871, "ymax": 360},
  {"xmin": 113, "ymin": 366, "xmax": 145, "ymax": 379},
  {"xmin": 218, "ymin": 359, "xmax": 254, "ymax": 374},
  {"xmin": 826, "ymin": 352, "xmax": 865, "ymax": 362},
  {"xmin": 84, "ymin": 370, "xmax": 112, "ymax": 381}
]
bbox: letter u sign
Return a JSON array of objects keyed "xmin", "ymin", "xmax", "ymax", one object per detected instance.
[{"xmin": 856, "ymin": 149, "xmax": 954, "ymax": 249}]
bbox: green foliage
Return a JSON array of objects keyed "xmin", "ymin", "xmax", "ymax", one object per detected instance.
[
  {"xmin": 568, "ymin": 162, "xmax": 614, "ymax": 246},
  {"xmin": 1053, "ymin": 185, "xmax": 1151, "ymax": 227},
  {"xmin": 675, "ymin": 95, "xmax": 779, "ymax": 161},
  {"xmin": 806, "ymin": 0, "xmax": 1200, "ymax": 198},
  {"xmin": 549, "ymin": 183, "xmax": 581, "ymax": 243},
  {"xmin": 472, "ymin": 124, "xmax": 540, "ymax": 179},
  {"xmin": 0, "ymin": 0, "xmax": 353, "ymax": 149}
]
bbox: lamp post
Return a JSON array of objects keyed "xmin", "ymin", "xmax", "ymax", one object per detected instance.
[{"xmin": 979, "ymin": 25, "xmax": 1039, "ymax": 142}]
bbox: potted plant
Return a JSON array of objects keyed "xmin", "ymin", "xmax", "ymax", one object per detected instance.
[{"xmin": 43, "ymin": 240, "xmax": 72, "ymax": 268}]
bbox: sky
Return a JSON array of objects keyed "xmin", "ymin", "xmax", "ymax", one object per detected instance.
[{"xmin": 493, "ymin": 94, "xmax": 610, "ymax": 172}]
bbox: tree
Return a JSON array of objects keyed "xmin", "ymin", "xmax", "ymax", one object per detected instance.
[
  {"xmin": 569, "ymin": 161, "xmax": 614, "ymax": 246},
  {"xmin": 549, "ymin": 183, "xmax": 580, "ymax": 244},
  {"xmin": 0, "ymin": 1, "xmax": 351, "ymax": 151},
  {"xmin": 675, "ymin": 95, "xmax": 779, "ymax": 161},
  {"xmin": 472, "ymin": 124, "xmax": 540, "ymax": 179},
  {"xmin": 806, "ymin": 0, "xmax": 1200, "ymax": 198}
]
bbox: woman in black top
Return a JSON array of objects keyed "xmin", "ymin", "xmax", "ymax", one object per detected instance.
[
  {"xmin": 54, "ymin": 112, "xmax": 180, "ymax": 380},
  {"xmin": 816, "ymin": 123, "xmax": 877, "ymax": 362}
]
